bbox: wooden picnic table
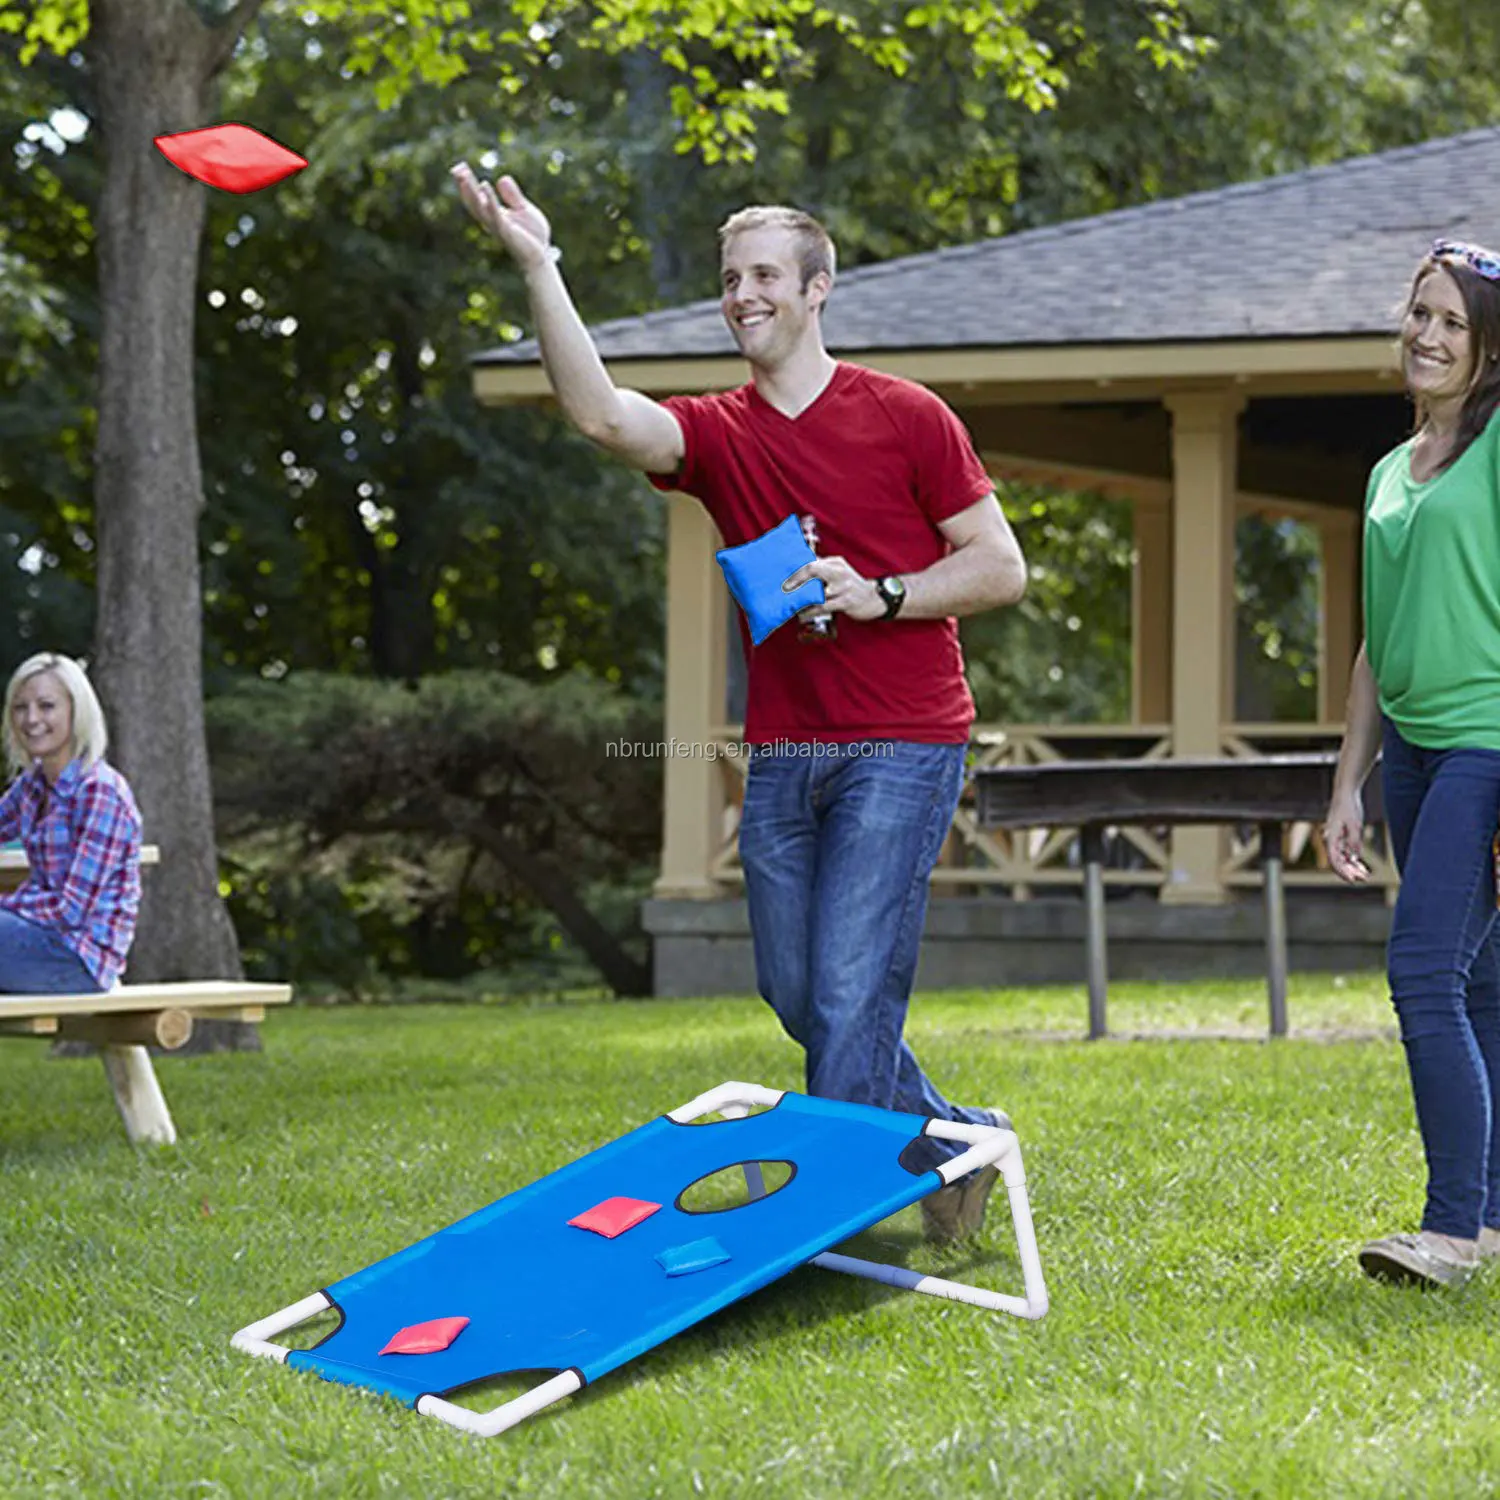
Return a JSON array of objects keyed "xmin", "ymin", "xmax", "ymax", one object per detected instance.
[
  {"xmin": 0, "ymin": 979, "xmax": 292, "ymax": 1144},
  {"xmin": 0, "ymin": 843, "xmax": 161, "ymax": 892},
  {"xmin": 0, "ymin": 844, "xmax": 290, "ymax": 1145},
  {"xmin": 973, "ymin": 753, "xmax": 1384, "ymax": 1039}
]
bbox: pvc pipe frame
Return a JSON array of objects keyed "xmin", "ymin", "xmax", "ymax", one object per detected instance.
[
  {"xmin": 704, "ymin": 1084, "xmax": 1050, "ymax": 1323},
  {"xmin": 230, "ymin": 1081, "xmax": 1048, "ymax": 1439}
]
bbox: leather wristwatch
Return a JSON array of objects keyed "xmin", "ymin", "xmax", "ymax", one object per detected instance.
[{"xmin": 875, "ymin": 575, "xmax": 907, "ymax": 620}]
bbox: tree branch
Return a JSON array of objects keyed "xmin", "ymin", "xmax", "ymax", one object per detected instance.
[
  {"xmin": 204, "ymin": 0, "xmax": 271, "ymax": 79},
  {"xmin": 323, "ymin": 802, "xmax": 651, "ymax": 997}
]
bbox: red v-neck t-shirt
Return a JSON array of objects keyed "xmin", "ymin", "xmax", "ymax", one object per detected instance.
[{"xmin": 649, "ymin": 362, "xmax": 992, "ymax": 744}]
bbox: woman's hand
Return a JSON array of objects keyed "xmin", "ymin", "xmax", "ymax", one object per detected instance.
[{"xmin": 1323, "ymin": 789, "xmax": 1370, "ymax": 883}]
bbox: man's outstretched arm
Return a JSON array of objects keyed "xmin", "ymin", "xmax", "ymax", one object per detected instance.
[{"xmin": 452, "ymin": 165, "xmax": 685, "ymax": 475}]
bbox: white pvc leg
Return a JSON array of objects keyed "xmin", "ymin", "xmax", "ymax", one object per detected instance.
[
  {"xmin": 101, "ymin": 1043, "xmax": 176, "ymax": 1146},
  {"xmin": 668, "ymin": 1081, "xmax": 785, "ymax": 1123},
  {"xmin": 818, "ymin": 1122, "xmax": 1049, "ymax": 1321},
  {"xmin": 230, "ymin": 1291, "xmax": 582, "ymax": 1439},
  {"xmin": 232, "ymin": 1292, "xmax": 334, "ymax": 1361},
  {"xmin": 813, "ymin": 1251, "xmax": 1043, "ymax": 1318},
  {"xmin": 673, "ymin": 1087, "xmax": 1049, "ymax": 1321},
  {"xmin": 1004, "ymin": 1179, "xmax": 1050, "ymax": 1318},
  {"xmin": 417, "ymin": 1371, "xmax": 584, "ymax": 1437}
]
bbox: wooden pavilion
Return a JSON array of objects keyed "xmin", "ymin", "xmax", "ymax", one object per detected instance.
[{"xmin": 470, "ymin": 127, "xmax": 1500, "ymax": 995}]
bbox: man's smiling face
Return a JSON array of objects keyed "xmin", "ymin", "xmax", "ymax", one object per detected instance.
[{"xmin": 720, "ymin": 225, "xmax": 827, "ymax": 370}]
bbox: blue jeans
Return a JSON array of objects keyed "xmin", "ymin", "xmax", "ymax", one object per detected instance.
[
  {"xmin": 738, "ymin": 741, "xmax": 993, "ymax": 1169},
  {"xmin": 1381, "ymin": 718, "xmax": 1500, "ymax": 1237},
  {"xmin": 0, "ymin": 907, "xmax": 100, "ymax": 993}
]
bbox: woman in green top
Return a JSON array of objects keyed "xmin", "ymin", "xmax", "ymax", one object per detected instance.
[{"xmin": 1327, "ymin": 239, "xmax": 1500, "ymax": 1289}]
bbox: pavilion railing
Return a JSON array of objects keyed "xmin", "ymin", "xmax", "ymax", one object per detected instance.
[{"xmin": 701, "ymin": 722, "xmax": 1398, "ymax": 899}]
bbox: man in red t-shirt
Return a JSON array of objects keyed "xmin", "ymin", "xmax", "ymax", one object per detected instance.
[{"xmin": 454, "ymin": 166, "xmax": 1027, "ymax": 1241}]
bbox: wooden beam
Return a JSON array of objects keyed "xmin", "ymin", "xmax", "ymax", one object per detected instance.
[
  {"xmin": 1239, "ymin": 445, "xmax": 1369, "ymax": 513},
  {"xmin": 0, "ymin": 1016, "xmax": 58, "ymax": 1037},
  {"xmin": 474, "ymin": 338, "xmax": 1402, "ymax": 408},
  {"xmin": 188, "ymin": 1004, "xmax": 266, "ymax": 1024},
  {"xmin": 979, "ymin": 451, "xmax": 1170, "ymax": 505},
  {"xmin": 968, "ymin": 404, "xmax": 1170, "ymax": 482},
  {"xmin": 970, "ymin": 403, "xmax": 1368, "ymax": 512},
  {"xmin": 57, "ymin": 1009, "xmax": 194, "ymax": 1051}
]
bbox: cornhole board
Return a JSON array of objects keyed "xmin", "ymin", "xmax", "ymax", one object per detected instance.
[{"xmin": 232, "ymin": 1081, "xmax": 1048, "ymax": 1438}]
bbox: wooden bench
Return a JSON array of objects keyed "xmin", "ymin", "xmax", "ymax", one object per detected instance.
[{"xmin": 0, "ymin": 980, "xmax": 293, "ymax": 1145}]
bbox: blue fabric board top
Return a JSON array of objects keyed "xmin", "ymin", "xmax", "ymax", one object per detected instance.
[{"xmin": 286, "ymin": 1093, "xmax": 941, "ymax": 1405}]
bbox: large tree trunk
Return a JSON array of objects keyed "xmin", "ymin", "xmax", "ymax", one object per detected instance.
[{"xmin": 86, "ymin": 0, "xmax": 260, "ymax": 1048}]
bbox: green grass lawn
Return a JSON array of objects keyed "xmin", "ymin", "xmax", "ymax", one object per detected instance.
[{"xmin": 4, "ymin": 974, "xmax": 1498, "ymax": 1499}]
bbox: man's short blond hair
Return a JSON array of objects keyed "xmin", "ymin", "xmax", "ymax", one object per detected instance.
[{"xmin": 718, "ymin": 206, "xmax": 836, "ymax": 292}]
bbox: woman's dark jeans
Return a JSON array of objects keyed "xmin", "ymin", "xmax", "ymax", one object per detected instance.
[
  {"xmin": 1381, "ymin": 717, "xmax": 1500, "ymax": 1237},
  {"xmin": 0, "ymin": 908, "xmax": 99, "ymax": 993}
]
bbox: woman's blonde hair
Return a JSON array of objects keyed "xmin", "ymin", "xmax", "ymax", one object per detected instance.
[{"xmin": 3, "ymin": 653, "xmax": 108, "ymax": 776}]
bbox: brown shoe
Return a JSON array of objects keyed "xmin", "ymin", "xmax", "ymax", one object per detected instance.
[
  {"xmin": 1358, "ymin": 1231, "xmax": 1479, "ymax": 1288},
  {"xmin": 921, "ymin": 1165, "xmax": 1001, "ymax": 1244},
  {"xmin": 1479, "ymin": 1226, "xmax": 1500, "ymax": 1260}
]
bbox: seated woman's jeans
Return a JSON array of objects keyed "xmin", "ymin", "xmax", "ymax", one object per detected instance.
[
  {"xmin": 1381, "ymin": 717, "xmax": 1500, "ymax": 1238},
  {"xmin": 0, "ymin": 908, "xmax": 100, "ymax": 993},
  {"xmin": 737, "ymin": 740, "xmax": 993, "ymax": 1170}
]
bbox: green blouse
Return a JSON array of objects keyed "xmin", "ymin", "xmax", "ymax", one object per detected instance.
[{"xmin": 1365, "ymin": 410, "xmax": 1500, "ymax": 749}]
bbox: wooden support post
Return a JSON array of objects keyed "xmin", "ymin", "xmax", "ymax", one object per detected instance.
[
  {"xmin": 1164, "ymin": 390, "xmax": 1244, "ymax": 904},
  {"xmin": 1132, "ymin": 496, "xmax": 1171, "ymax": 724},
  {"xmin": 101, "ymin": 1045, "xmax": 177, "ymax": 1146},
  {"xmin": 1317, "ymin": 512, "xmax": 1361, "ymax": 725},
  {"xmin": 655, "ymin": 491, "xmax": 728, "ymax": 899}
]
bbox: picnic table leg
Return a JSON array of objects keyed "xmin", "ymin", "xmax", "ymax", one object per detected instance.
[
  {"xmin": 100, "ymin": 1044, "xmax": 177, "ymax": 1146},
  {"xmin": 1081, "ymin": 823, "xmax": 1109, "ymax": 1040},
  {"xmin": 1260, "ymin": 820, "xmax": 1289, "ymax": 1039}
]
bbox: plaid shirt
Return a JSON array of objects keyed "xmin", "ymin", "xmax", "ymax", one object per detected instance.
[{"xmin": 0, "ymin": 758, "xmax": 142, "ymax": 988}]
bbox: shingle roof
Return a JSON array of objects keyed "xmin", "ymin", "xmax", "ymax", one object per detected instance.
[{"xmin": 477, "ymin": 127, "xmax": 1500, "ymax": 364}]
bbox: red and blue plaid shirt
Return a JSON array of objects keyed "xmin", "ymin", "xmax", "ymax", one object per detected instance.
[{"xmin": 0, "ymin": 758, "xmax": 142, "ymax": 988}]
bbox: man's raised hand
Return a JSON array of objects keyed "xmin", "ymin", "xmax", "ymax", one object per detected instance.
[{"xmin": 451, "ymin": 165, "xmax": 555, "ymax": 272}]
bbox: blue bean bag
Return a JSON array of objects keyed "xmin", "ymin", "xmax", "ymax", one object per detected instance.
[{"xmin": 715, "ymin": 514, "xmax": 826, "ymax": 646}]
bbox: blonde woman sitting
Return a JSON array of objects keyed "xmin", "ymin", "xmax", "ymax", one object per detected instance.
[{"xmin": 0, "ymin": 653, "xmax": 141, "ymax": 994}]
